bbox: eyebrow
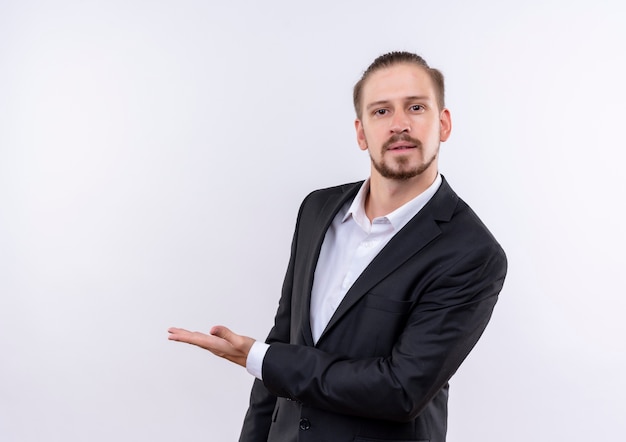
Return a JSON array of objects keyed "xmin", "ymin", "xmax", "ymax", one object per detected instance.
[{"xmin": 365, "ymin": 95, "xmax": 432, "ymax": 111}]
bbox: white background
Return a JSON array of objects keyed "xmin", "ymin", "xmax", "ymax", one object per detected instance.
[{"xmin": 1, "ymin": 1, "xmax": 624, "ymax": 441}]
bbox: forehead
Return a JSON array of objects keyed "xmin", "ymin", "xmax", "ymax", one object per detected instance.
[{"xmin": 361, "ymin": 63, "xmax": 436, "ymax": 103}]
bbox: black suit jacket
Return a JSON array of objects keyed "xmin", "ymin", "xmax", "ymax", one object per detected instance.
[{"xmin": 239, "ymin": 177, "xmax": 507, "ymax": 442}]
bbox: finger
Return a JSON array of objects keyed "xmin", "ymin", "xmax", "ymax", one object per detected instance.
[
  {"xmin": 167, "ymin": 327, "xmax": 185, "ymax": 338},
  {"xmin": 168, "ymin": 328, "xmax": 202, "ymax": 344}
]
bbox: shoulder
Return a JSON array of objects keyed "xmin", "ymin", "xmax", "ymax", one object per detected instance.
[
  {"xmin": 300, "ymin": 181, "xmax": 363, "ymax": 210},
  {"xmin": 306, "ymin": 181, "xmax": 363, "ymax": 199},
  {"xmin": 433, "ymin": 176, "xmax": 506, "ymax": 260},
  {"xmin": 288, "ymin": 181, "xmax": 364, "ymax": 233}
]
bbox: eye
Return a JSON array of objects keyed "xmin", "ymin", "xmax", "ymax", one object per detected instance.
[
  {"xmin": 410, "ymin": 104, "xmax": 424, "ymax": 112},
  {"xmin": 374, "ymin": 109, "xmax": 388, "ymax": 116}
]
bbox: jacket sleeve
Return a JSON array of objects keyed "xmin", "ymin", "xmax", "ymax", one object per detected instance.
[{"xmin": 260, "ymin": 242, "xmax": 507, "ymax": 422}]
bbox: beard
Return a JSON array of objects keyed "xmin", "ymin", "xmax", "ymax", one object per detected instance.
[{"xmin": 369, "ymin": 133, "xmax": 439, "ymax": 181}]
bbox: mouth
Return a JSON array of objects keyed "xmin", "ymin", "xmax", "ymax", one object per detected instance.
[
  {"xmin": 386, "ymin": 142, "xmax": 417, "ymax": 152},
  {"xmin": 382, "ymin": 133, "xmax": 422, "ymax": 153}
]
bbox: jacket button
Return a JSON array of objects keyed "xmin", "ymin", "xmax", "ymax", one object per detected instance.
[{"xmin": 299, "ymin": 418, "xmax": 311, "ymax": 430}]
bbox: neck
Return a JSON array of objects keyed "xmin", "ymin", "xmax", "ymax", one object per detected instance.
[{"xmin": 365, "ymin": 169, "xmax": 437, "ymax": 220}]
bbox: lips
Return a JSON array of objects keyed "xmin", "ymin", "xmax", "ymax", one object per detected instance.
[
  {"xmin": 382, "ymin": 134, "xmax": 422, "ymax": 152},
  {"xmin": 386, "ymin": 142, "xmax": 416, "ymax": 151}
]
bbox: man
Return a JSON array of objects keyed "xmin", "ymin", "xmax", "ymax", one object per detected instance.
[{"xmin": 168, "ymin": 51, "xmax": 507, "ymax": 442}]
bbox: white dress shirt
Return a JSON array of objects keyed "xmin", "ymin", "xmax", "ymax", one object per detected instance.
[{"xmin": 246, "ymin": 174, "xmax": 442, "ymax": 380}]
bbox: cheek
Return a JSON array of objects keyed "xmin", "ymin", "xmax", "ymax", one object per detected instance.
[{"xmin": 418, "ymin": 125, "xmax": 441, "ymax": 144}]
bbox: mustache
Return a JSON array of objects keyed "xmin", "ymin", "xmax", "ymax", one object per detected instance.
[{"xmin": 382, "ymin": 133, "xmax": 423, "ymax": 151}]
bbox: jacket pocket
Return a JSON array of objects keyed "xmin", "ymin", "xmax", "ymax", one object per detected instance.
[{"xmin": 364, "ymin": 293, "xmax": 412, "ymax": 314}]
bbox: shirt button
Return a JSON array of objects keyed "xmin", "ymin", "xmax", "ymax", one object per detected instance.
[{"xmin": 299, "ymin": 418, "xmax": 311, "ymax": 430}]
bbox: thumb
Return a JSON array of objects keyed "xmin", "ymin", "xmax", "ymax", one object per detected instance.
[
  {"xmin": 210, "ymin": 325, "xmax": 235, "ymax": 343},
  {"xmin": 210, "ymin": 325, "xmax": 254, "ymax": 354}
]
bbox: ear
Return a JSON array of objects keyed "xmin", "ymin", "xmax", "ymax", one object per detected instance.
[
  {"xmin": 355, "ymin": 119, "xmax": 368, "ymax": 151},
  {"xmin": 439, "ymin": 108, "xmax": 452, "ymax": 142}
]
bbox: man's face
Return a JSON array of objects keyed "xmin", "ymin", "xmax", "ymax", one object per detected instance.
[{"xmin": 355, "ymin": 63, "xmax": 451, "ymax": 182}]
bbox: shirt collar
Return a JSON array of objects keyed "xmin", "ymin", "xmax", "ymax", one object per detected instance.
[{"xmin": 343, "ymin": 174, "xmax": 443, "ymax": 231}]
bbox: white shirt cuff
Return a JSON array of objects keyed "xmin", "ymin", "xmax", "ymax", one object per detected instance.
[{"xmin": 246, "ymin": 341, "xmax": 269, "ymax": 380}]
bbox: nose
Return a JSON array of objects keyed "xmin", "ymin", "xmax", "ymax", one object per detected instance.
[{"xmin": 390, "ymin": 110, "xmax": 410, "ymax": 133}]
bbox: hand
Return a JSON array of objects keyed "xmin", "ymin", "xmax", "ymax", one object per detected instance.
[{"xmin": 167, "ymin": 325, "xmax": 255, "ymax": 368}]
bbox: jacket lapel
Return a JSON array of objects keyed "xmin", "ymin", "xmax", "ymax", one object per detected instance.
[
  {"xmin": 299, "ymin": 182, "xmax": 363, "ymax": 346},
  {"xmin": 316, "ymin": 177, "xmax": 459, "ymax": 345}
]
